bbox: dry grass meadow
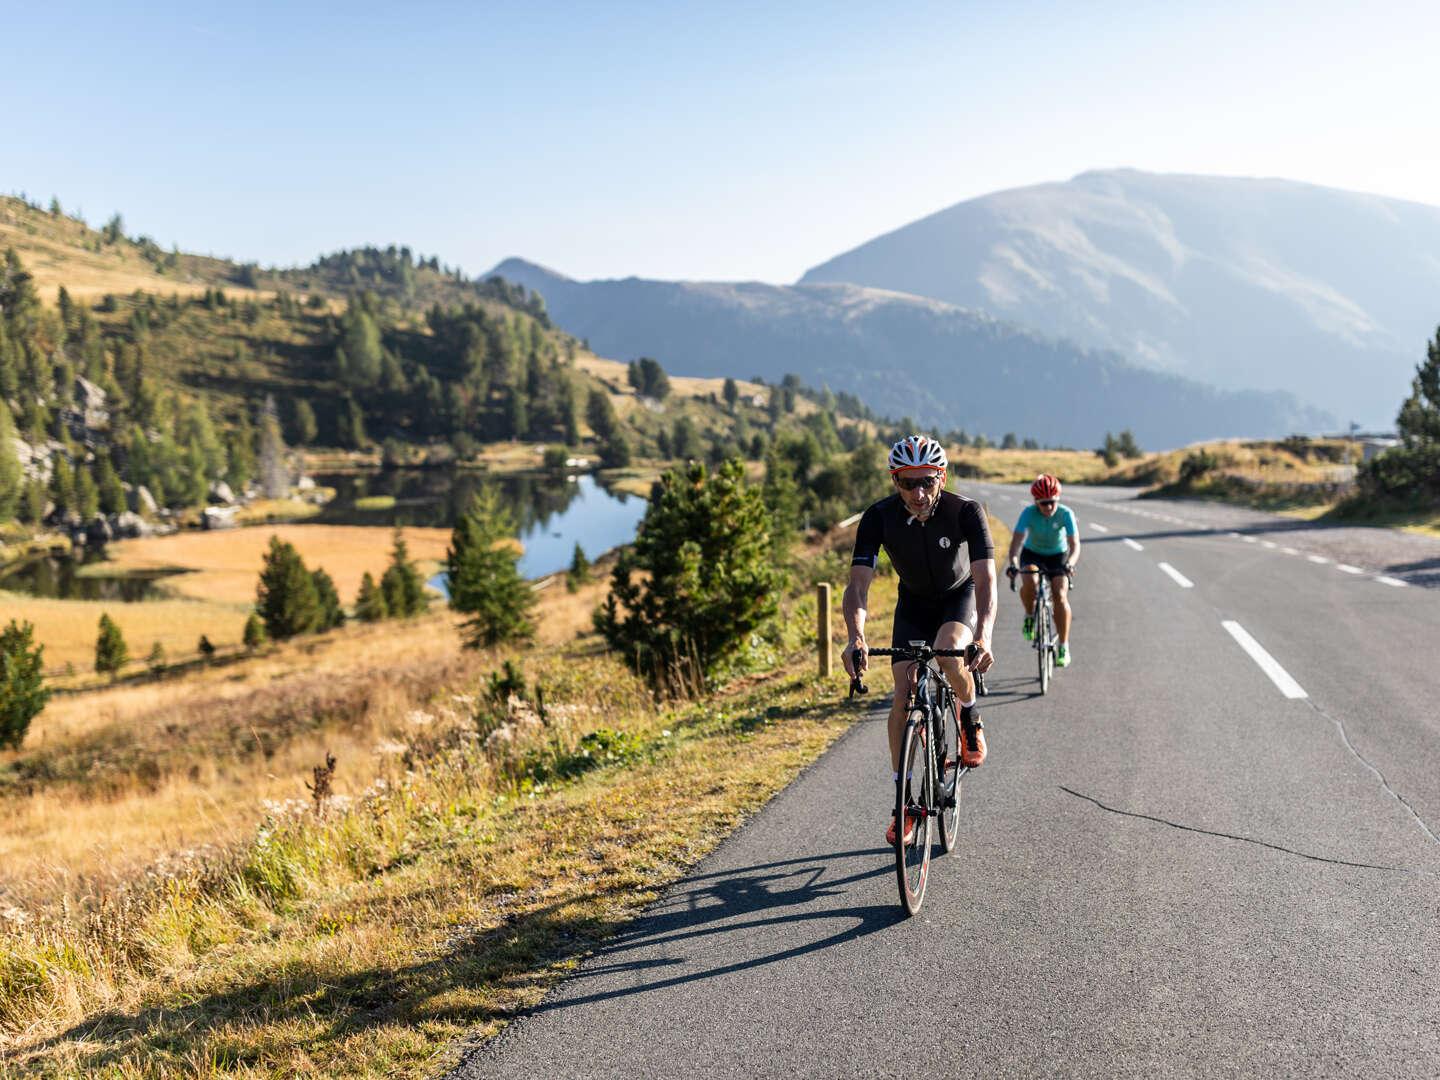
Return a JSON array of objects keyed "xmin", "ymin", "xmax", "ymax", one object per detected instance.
[
  {"xmin": 5, "ymin": 526, "xmax": 453, "ymax": 676},
  {"xmin": 0, "ymin": 520, "xmax": 887, "ymax": 1078},
  {"xmin": 0, "ymin": 196, "xmax": 265, "ymax": 305}
]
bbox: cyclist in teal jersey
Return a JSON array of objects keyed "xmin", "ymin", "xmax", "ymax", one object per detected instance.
[{"xmin": 1005, "ymin": 474, "xmax": 1080, "ymax": 667}]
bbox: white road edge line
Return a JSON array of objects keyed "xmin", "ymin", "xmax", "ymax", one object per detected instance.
[
  {"xmin": 1376, "ymin": 576, "xmax": 1408, "ymax": 587},
  {"xmin": 1222, "ymin": 621, "xmax": 1308, "ymax": 699},
  {"xmin": 1157, "ymin": 562, "xmax": 1194, "ymax": 588},
  {"xmin": 1122, "ymin": 537, "xmax": 1144, "ymax": 551},
  {"xmin": 1090, "ymin": 523, "xmax": 1109, "ymax": 533}
]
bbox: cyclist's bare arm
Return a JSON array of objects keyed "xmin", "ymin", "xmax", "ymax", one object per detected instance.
[
  {"xmin": 1006, "ymin": 528, "xmax": 1027, "ymax": 568},
  {"xmin": 970, "ymin": 558, "xmax": 997, "ymax": 673},
  {"xmin": 842, "ymin": 563, "xmax": 874, "ymax": 676},
  {"xmin": 1066, "ymin": 532, "xmax": 1080, "ymax": 570}
]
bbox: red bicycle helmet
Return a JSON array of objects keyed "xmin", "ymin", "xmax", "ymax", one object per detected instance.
[{"xmin": 1030, "ymin": 474, "xmax": 1061, "ymax": 499}]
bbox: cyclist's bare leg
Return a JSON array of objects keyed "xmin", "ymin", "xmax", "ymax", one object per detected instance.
[
  {"xmin": 887, "ymin": 660, "xmax": 913, "ymax": 771},
  {"xmin": 1052, "ymin": 574, "xmax": 1071, "ymax": 643},
  {"xmin": 933, "ymin": 620, "xmax": 975, "ymax": 703},
  {"xmin": 1019, "ymin": 566, "xmax": 1040, "ymax": 615}
]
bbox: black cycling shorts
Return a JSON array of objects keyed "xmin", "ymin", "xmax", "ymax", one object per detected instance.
[
  {"xmin": 891, "ymin": 581, "xmax": 976, "ymax": 652},
  {"xmin": 1019, "ymin": 547, "xmax": 1069, "ymax": 577}
]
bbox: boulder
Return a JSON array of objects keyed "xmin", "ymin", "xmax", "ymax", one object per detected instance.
[
  {"xmin": 85, "ymin": 514, "xmax": 113, "ymax": 547},
  {"xmin": 111, "ymin": 511, "xmax": 153, "ymax": 539},
  {"xmin": 129, "ymin": 485, "xmax": 159, "ymax": 516},
  {"xmin": 209, "ymin": 480, "xmax": 237, "ymax": 506},
  {"xmin": 203, "ymin": 506, "xmax": 238, "ymax": 530}
]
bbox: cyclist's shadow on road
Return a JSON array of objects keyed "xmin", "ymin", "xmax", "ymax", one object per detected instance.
[
  {"xmin": 527, "ymin": 849, "xmax": 902, "ymax": 1016},
  {"xmin": 978, "ymin": 673, "xmax": 1049, "ymax": 704}
]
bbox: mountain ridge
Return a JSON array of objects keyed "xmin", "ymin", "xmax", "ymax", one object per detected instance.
[
  {"xmin": 799, "ymin": 168, "xmax": 1440, "ymax": 426},
  {"xmin": 489, "ymin": 256, "xmax": 1335, "ymax": 450}
]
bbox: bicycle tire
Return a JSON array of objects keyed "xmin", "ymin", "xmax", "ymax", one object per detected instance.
[
  {"xmin": 1040, "ymin": 585, "xmax": 1053, "ymax": 694},
  {"xmin": 935, "ymin": 688, "xmax": 962, "ymax": 853},
  {"xmin": 895, "ymin": 715, "xmax": 933, "ymax": 915}
]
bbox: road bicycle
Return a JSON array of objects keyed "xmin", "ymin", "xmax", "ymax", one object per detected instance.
[
  {"xmin": 1008, "ymin": 564, "xmax": 1073, "ymax": 695},
  {"xmin": 851, "ymin": 642, "xmax": 978, "ymax": 915}
]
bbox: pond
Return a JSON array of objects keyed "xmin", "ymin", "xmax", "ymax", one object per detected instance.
[
  {"xmin": 313, "ymin": 470, "xmax": 647, "ymax": 579},
  {"xmin": 0, "ymin": 552, "xmax": 181, "ymax": 602},
  {"xmin": 0, "ymin": 470, "xmax": 649, "ymax": 602}
]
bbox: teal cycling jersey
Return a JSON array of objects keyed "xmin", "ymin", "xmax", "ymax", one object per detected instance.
[{"xmin": 1014, "ymin": 503, "xmax": 1077, "ymax": 556}]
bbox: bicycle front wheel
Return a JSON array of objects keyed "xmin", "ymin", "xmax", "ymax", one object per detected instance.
[
  {"xmin": 895, "ymin": 716, "xmax": 933, "ymax": 915},
  {"xmin": 936, "ymin": 696, "xmax": 962, "ymax": 853},
  {"xmin": 1036, "ymin": 604, "xmax": 1050, "ymax": 694}
]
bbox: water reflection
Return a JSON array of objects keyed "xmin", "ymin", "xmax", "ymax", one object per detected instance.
[
  {"xmin": 0, "ymin": 552, "xmax": 176, "ymax": 602},
  {"xmin": 317, "ymin": 469, "xmax": 649, "ymax": 580}
]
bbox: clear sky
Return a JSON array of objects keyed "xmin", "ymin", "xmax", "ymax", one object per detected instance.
[{"xmin": 6, "ymin": 0, "xmax": 1438, "ymax": 284}]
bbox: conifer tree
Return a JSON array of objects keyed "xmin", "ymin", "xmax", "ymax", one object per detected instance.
[
  {"xmin": 311, "ymin": 567, "xmax": 345, "ymax": 630},
  {"xmin": 380, "ymin": 527, "xmax": 428, "ymax": 617},
  {"xmin": 243, "ymin": 613, "xmax": 267, "ymax": 651},
  {"xmin": 0, "ymin": 405, "xmax": 20, "ymax": 521},
  {"xmin": 1, "ymin": 619, "xmax": 51, "ymax": 749},
  {"xmin": 95, "ymin": 613, "xmax": 129, "ymax": 677},
  {"xmin": 596, "ymin": 459, "xmax": 782, "ymax": 690},
  {"xmin": 49, "ymin": 455, "xmax": 75, "ymax": 518},
  {"xmin": 255, "ymin": 535, "xmax": 322, "ymax": 639},
  {"xmin": 96, "ymin": 451, "xmax": 126, "ymax": 515},
  {"xmin": 566, "ymin": 542, "xmax": 591, "ymax": 592},
  {"xmin": 447, "ymin": 485, "xmax": 534, "ymax": 648},
  {"xmin": 75, "ymin": 464, "xmax": 100, "ymax": 519},
  {"xmin": 355, "ymin": 570, "xmax": 388, "ymax": 622}
]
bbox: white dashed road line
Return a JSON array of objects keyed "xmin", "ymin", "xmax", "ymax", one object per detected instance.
[
  {"xmin": 1157, "ymin": 562, "xmax": 1195, "ymax": 588},
  {"xmin": 1306, "ymin": 554, "xmax": 1330, "ymax": 564},
  {"xmin": 1336, "ymin": 564, "xmax": 1365, "ymax": 575},
  {"xmin": 1376, "ymin": 576, "xmax": 1408, "ymax": 587},
  {"xmin": 1122, "ymin": 538, "xmax": 1144, "ymax": 551},
  {"xmin": 1222, "ymin": 621, "xmax": 1308, "ymax": 699},
  {"xmin": 1090, "ymin": 523, "xmax": 1109, "ymax": 533}
]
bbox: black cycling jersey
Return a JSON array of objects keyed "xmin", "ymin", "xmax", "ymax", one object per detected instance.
[{"xmin": 851, "ymin": 491, "xmax": 994, "ymax": 597}]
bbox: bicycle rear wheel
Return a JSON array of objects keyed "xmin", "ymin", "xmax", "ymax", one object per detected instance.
[
  {"xmin": 895, "ymin": 716, "xmax": 933, "ymax": 915},
  {"xmin": 936, "ymin": 694, "xmax": 962, "ymax": 853}
]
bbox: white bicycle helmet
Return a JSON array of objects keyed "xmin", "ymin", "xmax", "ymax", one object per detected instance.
[{"xmin": 888, "ymin": 434, "xmax": 948, "ymax": 473}]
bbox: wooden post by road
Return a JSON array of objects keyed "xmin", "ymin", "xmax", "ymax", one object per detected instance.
[{"xmin": 817, "ymin": 582, "xmax": 833, "ymax": 677}]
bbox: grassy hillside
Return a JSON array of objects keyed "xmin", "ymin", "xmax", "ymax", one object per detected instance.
[{"xmin": 1, "ymin": 194, "xmax": 888, "ymax": 537}]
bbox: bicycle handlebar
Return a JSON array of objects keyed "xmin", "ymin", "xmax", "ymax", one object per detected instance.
[
  {"xmin": 848, "ymin": 643, "xmax": 979, "ymax": 698},
  {"xmin": 1007, "ymin": 564, "xmax": 1075, "ymax": 591}
]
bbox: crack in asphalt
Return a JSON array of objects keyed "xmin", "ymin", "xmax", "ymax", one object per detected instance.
[
  {"xmin": 1307, "ymin": 699, "xmax": 1440, "ymax": 848},
  {"xmin": 1060, "ymin": 786, "xmax": 1432, "ymax": 875}
]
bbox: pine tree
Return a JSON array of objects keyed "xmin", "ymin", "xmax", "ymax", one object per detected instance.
[
  {"xmin": 0, "ymin": 404, "xmax": 21, "ymax": 521},
  {"xmin": 311, "ymin": 567, "xmax": 345, "ymax": 630},
  {"xmin": 95, "ymin": 613, "xmax": 129, "ymax": 677},
  {"xmin": 596, "ymin": 459, "xmax": 783, "ymax": 691},
  {"xmin": 566, "ymin": 542, "xmax": 592, "ymax": 592},
  {"xmin": 255, "ymin": 535, "xmax": 322, "ymax": 639},
  {"xmin": 75, "ymin": 464, "xmax": 100, "ymax": 518},
  {"xmin": 243, "ymin": 613, "xmax": 267, "ymax": 651},
  {"xmin": 50, "ymin": 454, "xmax": 75, "ymax": 517},
  {"xmin": 380, "ymin": 527, "xmax": 428, "ymax": 617},
  {"xmin": 723, "ymin": 377, "xmax": 739, "ymax": 410},
  {"xmin": 447, "ymin": 485, "xmax": 535, "ymax": 648},
  {"xmin": 355, "ymin": 570, "xmax": 389, "ymax": 622},
  {"xmin": 1, "ymin": 620, "xmax": 51, "ymax": 749}
]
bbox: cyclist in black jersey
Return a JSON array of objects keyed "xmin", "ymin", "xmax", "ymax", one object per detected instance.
[{"xmin": 842, "ymin": 435, "xmax": 997, "ymax": 844}]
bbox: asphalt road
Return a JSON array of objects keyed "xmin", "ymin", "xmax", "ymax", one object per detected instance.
[{"xmin": 454, "ymin": 486, "xmax": 1440, "ymax": 1079}]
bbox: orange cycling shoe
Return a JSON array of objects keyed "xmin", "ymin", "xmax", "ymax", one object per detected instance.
[
  {"xmin": 960, "ymin": 708, "xmax": 986, "ymax": 769},
  {"xmin": 885, "ymin": 809, "xmax": 918, "ymax": 846}
]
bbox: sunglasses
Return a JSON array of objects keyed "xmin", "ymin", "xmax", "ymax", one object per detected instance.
[
  {"xmin": 1036, "ymin": 499, "xmax": 1057, "ymax": 507},
  {"xmin": 897, "ymin": 476, "xmax": 942, "ymax": 492}
]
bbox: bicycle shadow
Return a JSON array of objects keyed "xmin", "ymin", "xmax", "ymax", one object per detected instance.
[{"xmin": 520, "ymin": 849, "xmax": 902, "ymax": 1016}]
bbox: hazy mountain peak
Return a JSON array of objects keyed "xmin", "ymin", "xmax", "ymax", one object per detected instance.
[{"xmin": 800, "ymin": 169, "xmax": 1440, "ymax": 425}]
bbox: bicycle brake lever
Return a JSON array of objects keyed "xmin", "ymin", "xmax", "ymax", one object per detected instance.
[{"xmin": 849, "ymin": 676, "xmax": 869, "ymax": 698}]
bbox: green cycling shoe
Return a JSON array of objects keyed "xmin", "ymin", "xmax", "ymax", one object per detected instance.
[
  {"xmin": 1057, "ymin": 644, "xmax": 1072, "ymax": 667},
  {"xmin": 1022, "ymin": 615, "xmax": 1034, "ymax": 641}
]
